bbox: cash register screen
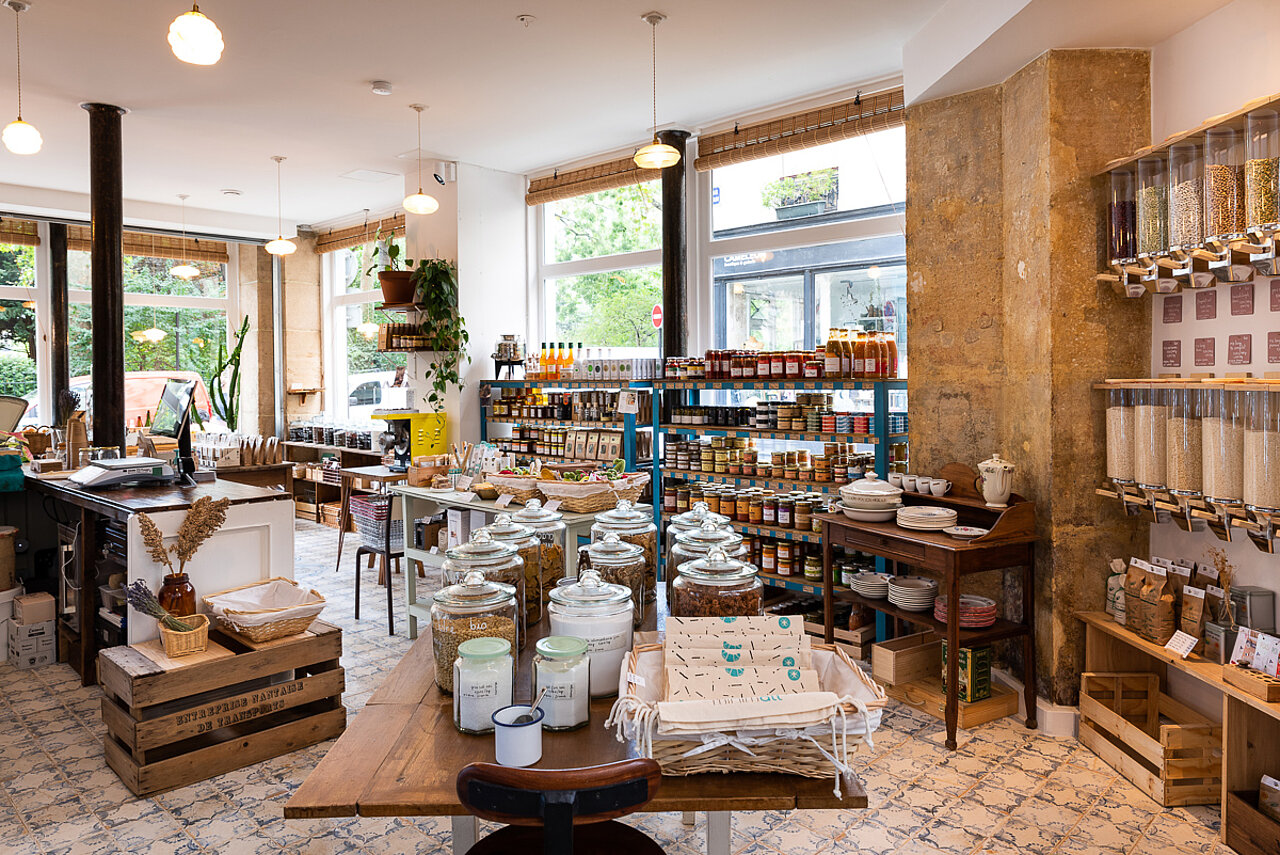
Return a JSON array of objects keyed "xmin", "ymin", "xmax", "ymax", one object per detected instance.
[{"xmin": 150, "ymin": 378, "xmax": 197, "ymax": 439}]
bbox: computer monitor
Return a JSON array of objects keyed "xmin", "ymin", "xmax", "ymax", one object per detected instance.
[{"xmin": 151, "ymin": 378, "xmax": 198, "ymax": 485}]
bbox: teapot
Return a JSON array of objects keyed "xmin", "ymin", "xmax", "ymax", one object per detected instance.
[{"xmin": 977, "ymin": 453, "xmax": 1015, "ymax": 508}]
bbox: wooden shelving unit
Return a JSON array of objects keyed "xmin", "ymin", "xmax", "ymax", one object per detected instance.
[{"xmin": 282, "ymin": 441, "xmax": 383, "ymax": 519}]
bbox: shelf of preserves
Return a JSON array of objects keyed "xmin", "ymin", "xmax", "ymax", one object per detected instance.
[
  {"xmin": 758, "ymin": 570, "xmax": 844, "ymax": 597},
  {"xmin": 654, "ymin": 379, "xmax": 906, "ymax": 392},
  {"xmin": 661, "ymin": 468, "xmax": 845, "ymax": 495},
  {"xmin": 661, "ymin": 424, "xmax": 879, "ymax": 444},
  {"xmin": 485, "ymin": 415, "xmax": 650, "ymax": 430},
  {"xmin": 486, "ymin": 379, "xmax": 653, "ymax": 389},
  {"xmin": 282, "ymin": 441, "xmax": 382, "ymax": 457},
  {"xmin": 660, "ymin": 512, "xmax": 823, "ymax": 545}
]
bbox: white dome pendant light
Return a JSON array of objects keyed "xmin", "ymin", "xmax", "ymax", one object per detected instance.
[
  {"xmin": 170, "ymin": 194, "xmax": 200, "ymax": 279},
  {"xmin": 168, "ymin": 4, "xmax": 223, "ymax": 66},
  {"xmin": 633, "ymin": 12, "xmax": 679, "ymax": 170},
  {"xmin": 3, "ymin": 1, "xmax": 41, "ymax": 156},
  {"xmin": 264, "ymin": 155, "xmax": 297, "ymax": 256},
  {"xmin": 403, "ymin": 104, "xmax": 439, "ymax": 215}
]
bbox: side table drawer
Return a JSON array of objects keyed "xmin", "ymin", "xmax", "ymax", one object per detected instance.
[{"xmin": 833, "ymin": 528, "xmax": 928, "ymax": 563}]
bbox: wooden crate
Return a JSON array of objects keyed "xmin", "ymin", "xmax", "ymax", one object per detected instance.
[
  {"xmin": 295, "ymin": 499, "xmax": 320, "ymax": 522},
  {"xmin": 1226, "ymin": 790, "xmax": 1280, "ymax": 855},
  {"xmin": 98, "ymin": 620, "xmax": 346, "ymax": 796},
  {"xmin": 1078, "ymin": 672, "xmax": 1221, "ymax": 807},
  {"xmin": 883, "ymin": 676, "xmax": 1018, "ymax": 728},
  {"xmin": 872, "ymin": 631, "xmax": 941, "ymax": 686}
]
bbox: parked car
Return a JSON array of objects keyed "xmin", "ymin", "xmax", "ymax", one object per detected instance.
[
  {"xmin": 346, "ymin": 370, "xmax": 402, "ymax": 422},
  {"xmin": 19, "ymin": 370, "xmax": 215, "ymax": 429}
]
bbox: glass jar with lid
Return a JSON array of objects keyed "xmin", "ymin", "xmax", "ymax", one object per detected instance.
[
  {"xmin": 453, "ymin": 637, "xmax": 514, "ymax": 734},
  {"xmin": 671, "ymin": 546, "xmax": 763, "ymax": 618},
  {"xmin": 664, "ymin": 500, "xmax": 730, "ymax": 575},
  {"xmin": 483, "ymin": 514, "xmax": 543, "ymax": 627},
  {"xmin": 1246, "ymin": 110, "xmax": 1280, "ymax": 230},
  {"xmin": 1203, "ymin": 384, "xmax": 1245, "ymax": 503},
  {"xmin": 548, "ymin": 569, "xmax": 634, "ymax": 698},
  {"xmin": 1106, "ymin": 387, "xmax": 1135, "ymax": 485},
  {"xmin": 533, "ymin": 635, "xmax": 591, "ymax": 731},
  {"xmin": 1169, "ymin": 141, "xmax": 1203, "ymax": 249},
  {"xmin": 1166, "ymin": 385, "xmax": 1203, "ymax": 496},
  {"xmin": 669, "ymin": 520, "xmax": 746, "ymax": 599},
  {"xmin": 442, "ymin": 531, "xmax": 527, "ymax": 648},
  {"xmin": 1108, "ymin": 168, "xmax": 1137, "ymax": 262},
  {"xmin": 1244, "ymin": 389, "xmax": 1280, "ymax": 511},
  {"xmin": 586, "ymin": 534, "xmax": 646, "ymax": 628},
  {"xmin": 1137, "ymin": 156, "xmax": 1168, "ymax": 256},
  {"xmin": 1133, "ymin": 385, "xmax": 1168, "ymax": 490},
  {"xmin": 431, "ymin": 569, "xmax": 518, "ymax": 694},
  {"xmin": 1205, "ymin": 127, "xmax": 1245, "ymax": 241},
  {"xmin": 511, "ymin": 498, "xmax": 568, "ymax": 604},
  {"xmin": 591, "ymin": 499, "xmax": 657, "ymax": 604}
]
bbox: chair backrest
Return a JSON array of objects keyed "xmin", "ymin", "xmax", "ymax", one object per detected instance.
[{"xmin": 456, "ymin": 759, "xmax": 662, "ymax": 828}]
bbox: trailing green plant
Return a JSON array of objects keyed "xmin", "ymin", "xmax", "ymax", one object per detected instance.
[
  {"xmin": 211, "ymin": 316, "xmax": 250, "ymax": 431},
  {"xmin": 760, "ymin": 167, "xmax": 838, "ymax": 209},
  {"xmin": 411, "ymin": 258, "xmax": 469, "ymax": 410}
]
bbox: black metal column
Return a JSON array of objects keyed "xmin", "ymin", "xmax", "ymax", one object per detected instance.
[
  {"xmin": 83, "ymin": 103, "xmax": 126, "ymax": 452},
  {"xmin": 657, "ymin": 129, "xmax": 690, "ymax": 359},
  {"xmin": 47, "ymin": 222, "xmax": 69, "ymax": 410}
]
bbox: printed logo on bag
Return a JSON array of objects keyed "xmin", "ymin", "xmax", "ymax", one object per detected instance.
[
  {"xmin": 720, "ymin": 651, "xmax": 741, "ymax": 663},
  {"xmin": 720, "ymin": 617, "xmax": 738, "ymax": 623},
  {"xmin": 788, "ymin": 669, "xmax": 801, "ymax": 681},
  {"xmin": 783, "ymin": 656, "xmax": 796, "ymax": 667},
  {"xmin": 723, "ymin": 643, "xmax": 742, "ymax": 649},
  {"xmin": 727, "ymin": 668, "xmax": 744, "ymax": 676},
  {"xmin": 779, "ymin": 617, "xmax": 791, "ymax": 629}
]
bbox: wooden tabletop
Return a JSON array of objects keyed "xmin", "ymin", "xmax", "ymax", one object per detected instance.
[
  {"xmin": 27, "ymin": 474, "xmax": 290, "ymax": 521},
  {"xmin": 340, "ymin": 465, "xmax": 409, "ymax": 482},
  {"xmin": 285, "ymin": 614, "xmax": 867, "ymax": 819}
]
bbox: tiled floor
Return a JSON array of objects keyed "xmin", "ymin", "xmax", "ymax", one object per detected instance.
[{"xmin": 0, "ymin": 520, "xmax": 1235, "ymax": 854}]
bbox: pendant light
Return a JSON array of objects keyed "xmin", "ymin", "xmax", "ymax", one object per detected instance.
[
  {"xmin": 170, "ymin": 194, "xmax": 200, "ymax": 280},
  {"xmin": 168, "ymin": 3, "xmax": 223, "ymax": 66},
  {"xmin": 356, "ymin": 321, "xmax": 379, "ymax": 339},
  {"xmin": 633, "ymin": 12, "xmax": 679, "ymax": 170},
  {"xmin": 264, "ymin": 155, "xmax": 297, "ymax": 256},
  {"xmin": 403, "ymin": 104, "xmax": 439, "ymax": 215},
  {"xmin": 3, "ymin": 1, "xmax": 40, "ymax": 156}
]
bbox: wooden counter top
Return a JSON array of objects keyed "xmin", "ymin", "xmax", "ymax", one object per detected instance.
[{"xmin": 27, "ymin": 474, "xmax": 289, "ymax": 521}]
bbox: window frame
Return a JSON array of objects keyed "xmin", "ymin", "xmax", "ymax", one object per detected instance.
[{"xmin": 322, "ymin": 247, "xmax": 404, "ymax": 422}]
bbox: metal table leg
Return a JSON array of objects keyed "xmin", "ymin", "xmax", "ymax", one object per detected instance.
[
  {"xmin": 451, "ymin": 815, "xmax": 478, "ymax": 854},
  {"xmin": 706, "ymin": 811, "xmax": 731, "ymax": 855}
]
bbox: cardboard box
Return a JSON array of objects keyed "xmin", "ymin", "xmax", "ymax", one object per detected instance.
[
  {"xmin": 0, "ymin": 585, "xmax": 21, "ymax": 623},
  {"xmin": 7, "ymin": 619, "xmax": 54, "ymax": 669},
  {"xmin": 0, "ymin": 617, "xmax": 8, "ymax": 661},
  {"xmin": 13, "ymin": 592, "xmax": 55, "ymax": 625},
  {"xmin": 942, "ymin": 641, "xmax": 992, "ymax": 702},
  {"xmin": 447, "ymin": 509, "xmax": 488, "ymax": 548}
]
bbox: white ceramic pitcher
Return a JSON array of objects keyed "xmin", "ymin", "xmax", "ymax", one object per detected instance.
[{"xmin": 977, "ymin": 453, "xmax": 1015, "ymax": 508}]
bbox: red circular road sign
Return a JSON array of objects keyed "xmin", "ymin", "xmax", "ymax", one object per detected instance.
[{"xmin": 652, "ymin": 304, "xmax": 663, "ymax": 329}]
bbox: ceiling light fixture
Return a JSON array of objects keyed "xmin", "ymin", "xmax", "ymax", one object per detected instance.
[
  {"xmin": 867, "ymin": 265, "xmax": 881, "ymax": 280},
  {"xmin": 168, "ymin": 3, "xmax": 223, "ymax": 66},
  {"xmin": 3, "ymin": 1, "xmax": 40, "ymax": 156},
  {"xmin": 633, "ymin": 12, "xmax": 679, "ymax": 170},
  {"xmin": 265, "ymin": 155, "xmax": 297, "ymax": 256},
  {"xmin": 356, "ymin": 321, "xmax": 379, "ymax": 339},
  {"xmin": 170, "ymin": 193, "xmax": 200, "ymax": 279},
  {"xmin": 403, "ymin": 104, "xmax": 439, "ymax": 215}
]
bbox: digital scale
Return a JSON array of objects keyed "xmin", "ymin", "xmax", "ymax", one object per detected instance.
[{"xmin": 68, "ymin": 456, "xmax": 176, "ymax": 489}]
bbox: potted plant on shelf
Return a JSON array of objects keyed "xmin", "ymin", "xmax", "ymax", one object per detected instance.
[
  {"xmin": 366, "ymin": 233, "xmax": 417, "ymax": 305},
  {"xmin": 760, "ymin": 167, "xmax": 838, "ymax": 220},
  {"xmin": 412, "ymin": 258, "xmax": 470, "ymax": 410}
]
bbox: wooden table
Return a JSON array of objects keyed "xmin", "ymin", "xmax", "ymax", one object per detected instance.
[{"xmin": 285, "ymin": 614, "xmax": 866, "ymax": 854}]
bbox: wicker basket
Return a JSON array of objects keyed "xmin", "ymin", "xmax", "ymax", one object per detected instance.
[
  {"xmin": 488, "ymin": 474, "xmax": 546, "ymax": 503},
  {"xmin": 158, "ymin": 613, "xmax": 210, "ymax": 658},
  {"xmin": 538, "ymin": 473, "xmax": 650, "ymax": 514},
  {"xmin": 204, "ymin": 577, "xmax": 326, "ymax": 643}
]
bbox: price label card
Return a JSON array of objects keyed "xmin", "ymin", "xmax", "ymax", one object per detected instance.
[
  {"xmin": 455, "ymin": 491, "xmax": 476, "ymax": 503},
  {"xmin": 1228, "ymin": 334, "xmax": 1252, "ymax": 365},
  {"xmin": 1196, "ymin": 289, "xmax": 1218, "ymax": 320},
  {"xmin": 495, "ymin": 493, "xmax": 514, "ymax": 508},
  {"xmin": 1162, "ymin": 340, "xmax": 1182, "ymax": 368},
  {"xmin": 1232, "ymin": 282, "xmax": 1256, "ymax": 315},
  {"xmin": 1194, "ymin": 337, "xmax": 1216, "ymax": 366},
  {"xmin": 1163, "ymin": 294, "xmax": 1183, "ymax": 324},
  {"xmin": 429, "ymin": 546, "xmax": 439, "ymax": 555},
  {"xmin": 617, "ymin": 391, "xmax": 640, "ymax": 415},
  {"xmin": 543, "ymin": 499, "xmax": 562, "ymax": 513},
  {"xmin": 455, "ymin": 475, "xmax": 474, "ymax": 491},
  {"xmin": 1164, "ymin": 631, "xmax": 1200, "ymax": 659},
  {"xmin": 627, "ymin": 672, "xmax": 646, "ymax": 687}
]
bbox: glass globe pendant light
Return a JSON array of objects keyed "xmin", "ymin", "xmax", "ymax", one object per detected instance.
[
  {"xmin": 170, "ymin": 194, "xmax": 200, "ymax": 279},
  {"xmin": 168, "ymin": 3, "xmax": 223, "ymax": 66},
  {"xmin": 265, "ymin": 155, "xmax": 297, "ymax": 256},
  {"xmin": 403, "ymin": 104, "xmax": 439, "ymax": 215},
  {"xmin": 3, "ymin": 1, "xmax": 41, "ymax": 156},
  {"xmin": 633, "ymin": 12, "xmax": 679, "ymax": 170}
]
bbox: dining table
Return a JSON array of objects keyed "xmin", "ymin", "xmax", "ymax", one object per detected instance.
[{"xmin": 284, "ymin": 604, "xmax": 869, "ymax": 854}]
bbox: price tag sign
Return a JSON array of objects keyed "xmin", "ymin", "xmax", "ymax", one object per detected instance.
[
  {"xmin": 1196, "ymin": 289, "xmax": 1218, "ymax": 320},
  {"xmin": 1228, "ymin": 334, "xmax": 1252, "ymax": 365},
  {"xmin": 1194, "ymin": 337, "xmax": 1216, "ymax": 366},
  {"xmin": 543, "ymin": 499, "xmax": 562, "ymax": 513},
  {"xmin": 429, "ymin": 546, "xmax": 439, "ymax": 555},
  {"xmin": 617, "ymin": 391, "xmax": 640, "ymax": 415},
  {"xmin": 1269, "ymin": 331, "xmax": 1280, "ymax": 363},
  {"xmin": 455, "ymin": 475, "xmax": 474, "ymax": 491},
  {"xmin": 456, "ymin": 491, "xmax": 476, "ymax": 503},
  {"xmin": 1164, "ymin": 631, "xmax": 1199, "ymax": 659},
  {"xmin": 1162, "ymin": 340, "xmax": 1182, "ymax": 368},
  {"xmin": 1163, "ymin": 294, "xmax": 1183, "ymax": 324},
  {"xmin": 627, "ymin": 672, "xmax": 646, "ymax": 687},
  {"xmin": 1232, "ymin": 282, "xmax": 1256, "ymax": 316},
  {"xmin": 495, "ymin": 493, "xmax": 514, "ymax": 508}
]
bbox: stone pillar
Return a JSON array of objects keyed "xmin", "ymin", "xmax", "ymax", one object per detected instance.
[
  {"xmin": 281, "ymin": 232, "xmax": 323, "ymax": 423},
  {"xmin": 906, "ymin": 49, "xmax": 1153, "ymax": 705},
  {"xmin": 238, "ymin": 244, "xmax": 277, "ymax": 436}
]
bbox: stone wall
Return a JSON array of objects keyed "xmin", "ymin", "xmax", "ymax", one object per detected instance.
[
  {"xmin": 281, "ymin": 232, "xmax": 323, "ymax": 424},
  {"xmin": 906, "ymin": 49, "xmax": 1153, "ymax": 705},
  {"xmin": 237, "ymin": 243, "xmax": 277, "ymax": 436}
]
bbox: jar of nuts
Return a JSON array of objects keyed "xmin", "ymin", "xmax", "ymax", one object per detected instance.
[
  {"xmin": 586, "ymin": 534, "xmax": 646, "ymax": 628},
  {"xmin": 430, "ymin": 569, "xmax": 518, "ymax": 695},
  {"xmin": 511, "ymin": 499, "xmax": 568, "ymax": 607},
  {"xmin": 670, "ymin": 546, "xmax": 763, "ymax": 618},
  {"xmin": 591, "ymin": 500, "xmax": 658, "ymax": 604},
  {"xmin": 669, "ymin": 520, "xmax": 747, "ymax": 599},
  {"xmin": 482, "ymin": 514, "xmax": 543, "ymax": 627},
  {"xmin": 442, "ymin": 531, "xmax": 527, "ymax": 650}
]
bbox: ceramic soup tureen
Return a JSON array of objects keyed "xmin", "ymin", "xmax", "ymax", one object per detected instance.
[{"xmin": 977, "ymin": 453, "xmax": 1015, "ymax": 508}]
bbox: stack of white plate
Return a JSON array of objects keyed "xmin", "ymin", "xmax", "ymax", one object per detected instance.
[
  {"xmin": 838, "ymin": 500, "xmax": 899, "ymax": 522},
  {"xmin": 896, "ymin": 506, "xmax": 958, "ymax": 531},
  {"xmin": 887, "ymin": 576, "xmax": 939, "ymax": 611},
  {"xmin": 850, "ymin": 572, "xmax": 890, "ymax": 599}
]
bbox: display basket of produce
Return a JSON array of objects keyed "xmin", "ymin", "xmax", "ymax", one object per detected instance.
[
  {"xmin": 605, "ymin": 639, "xmax": 886, "ymax": 794},
  {"xmin": 538, "ymin": 472, "xmax": 651, "ymax": 514},
  {"xmin": 487, "ymin": 473, "xmax": 546, "ymax": 503},
  {"xmin": 350, "ymin": 494, "xmax": 405, "ymax": 551},
  {"xmin": 204, "ymin": 577, "xmax": 327, "ymax": 643}
]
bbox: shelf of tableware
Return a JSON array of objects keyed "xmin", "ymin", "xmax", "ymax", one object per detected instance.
[{"xmin": 819, "ymin": 462, "xmax": 1039, "ymax": 750}]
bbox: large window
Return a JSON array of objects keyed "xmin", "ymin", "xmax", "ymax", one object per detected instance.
[{"xmin": 0, "ymin": 244, "xmax": 37, "ymax": 400}]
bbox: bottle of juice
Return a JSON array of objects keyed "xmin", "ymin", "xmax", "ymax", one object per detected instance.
[
  {"xmin": 886, "ymin": 332, "xmax": 899, "ymax": 378},
  {"xmin": 823, "ymin": 332, "xmax": 841, "ymax": 378},
  {"xmin": 850, "ymin": 331, "xmax": 863, "ymax": 379},
  {"xmin": 839, "ymin": 330, "xmax": 853, "ymax": 378},
  {"xmin": 565, "ymin": 342, "xmax": 575, "ymax": 379}
]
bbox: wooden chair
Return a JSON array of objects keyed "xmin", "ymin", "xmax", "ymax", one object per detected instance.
[{"xmin": 455, "ymin": 759, "xmax": 664, "ymax": 855}]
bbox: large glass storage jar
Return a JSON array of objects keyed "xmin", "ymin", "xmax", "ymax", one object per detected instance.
[
  {"xmin": 453, "ymin": 637, "xmax": 513, "ymax": 734},
  {"xmin": 430, "ymin": 570, "xmax": 517, "ymax": 694},
  {"xmin": 1205, "ymin": 127, "xmax": 1246, "ymax": 241},
  {"xmin": 1109, "ymin": 168, "xmax": 1137, "ymax": 262},
  {"xmin": 442, "ymin": 531, "xmax": 527, "ymax": 649},
  {"xmin": 483, "ymin": 514, "xmax": 543, "ymax": 627},
  {"xmin": 1203, "ymin": 385, "xmax": 1245, "ymax": 503},
  {"xmin": 511, "ymin": 499, "xmax": 568, "ymax": 601},
  {"xmin": 1106, "ymin": 387, "xmax": 1135, "ymax": 484},
  {"xmin": 671, "ymin": 547, "xmax": 764, "ymax": 618},
  {"xmin": 1166, "ymin": 385, "xmax": 1203, "ymax": 496},
  {"xmin": 591, "ymin": 500, "xmax": 657, "ymax": 604},
  {"xmin": 1133, "ymin": 385, "xmax": 1168, "ymax": 489},
  {"xmin": 1170, "ymin": 141, "xmax": 1204, "ymax": 249},
  {"xmin": 669, "ymin": 520, "xmax": 747, "ymax": 599},
  {"xmin": 664, "ymin": 500, "xmax": 730, "ymax": 571},
  {"xmin": 1244, "ymin": 389, "xmax": 1280, "ymax": 511},
  {"xmin": 547, "ymin": 569, "xmax": 634, "ymax": 699},
  {"xmin": 533, "ymin": 635, "xmax": 590, "ymax": 731},
  {"xmin": 1246, "ymin": 110, "xmax": 1280, "ymax": 230},
  {"xmin": 586, "ymin": 534, "xmax": 646, "ymax": 628},
  {"xmin": 1137, "ymin": 156, "xmax": 1168, "ymax": 256}
]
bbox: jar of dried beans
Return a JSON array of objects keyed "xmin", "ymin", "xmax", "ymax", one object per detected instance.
[
  {"xmin": 431, "ymin": 569, "xmax": 518, "ymax": 695},
  {"xmin": 1109, "ymin": 168, "xmax": 1137, "ymax": 262},
  {"xmin": 1246, "ymin": 110, "xmax": 1280, "ymax": 230},
  {"xmin": 1170, "ymin": 141, "xmax": 1203, "ymax": 249},
  {"xmin": 670, "ymin": 546, "xmax": 763, "ymax": 619}
]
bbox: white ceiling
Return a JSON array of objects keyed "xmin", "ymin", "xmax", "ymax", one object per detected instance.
[{"xmin": 0, "ymin": 0, "xmax": 943, "ymax": 237}]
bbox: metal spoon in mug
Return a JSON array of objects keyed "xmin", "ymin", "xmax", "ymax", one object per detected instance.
[{"xmin": 511, "ymin": 687, "xmax": 548, "ymax": 725}]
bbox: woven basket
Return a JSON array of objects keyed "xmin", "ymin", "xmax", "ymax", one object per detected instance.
[
  {"xmin": 159, "ymin": 613, "xmax": 209, "ymax": 658},
  {"xmin": 488, "ymin": 474, "xmax": 546, "ymax": 503},
  {"xmin": 538, "ymin": 473, "xmax": 650, "ymax": 514},
  {"xmin": 204, "ymin": 577, "xmax": 326, "ymax": 643}
]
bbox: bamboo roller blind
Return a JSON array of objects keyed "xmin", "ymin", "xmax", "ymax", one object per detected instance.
[
  {"xmin": 526, "ymin": 156, "xmax": 649, "ymax": 207},
  {"xmin": 0, "ymin": 218, "xmax": 40, "ymax": 247},
  {"xmin": 693, "ymin": 87, "xmax": 905, "ymax": 172},
  {"xmin": 66, "ymin": 226, "xmax": 230, "ymax": 263},
  {"xmin": 315, "ymin": 213, "xmax": 406, "ymax": 254}
]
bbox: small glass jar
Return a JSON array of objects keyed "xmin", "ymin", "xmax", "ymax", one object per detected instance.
[
  {"xmin": 548, "ymin": 569, "xmax": 634, "ymax": 699},
  {"xmin": 431, "ymin": 569, "xmax": 518, "ymax": 694},
  {"xmin": 803, "ymin": 553, "xmax": 823, "ymax": 581},
  {"xmin": 1169, "ymin": 141, "xmax": 1203, "ymax": 249},
  {"xmin": 1166, "ymin": 385, "xmax": 1203, "ymax": 496},
  {"xmin": 587, "ymin": 534, "xmax": 646, "ymax": 628},
  {"xmin": 1246, "ymin": 110, "xmax": 1280, "ymax": 230},
  {"xmin": 671, "ymin": 547, "xmax": 763, "ymax": 618},
  {"xmin": 1109, "ymin": 168, "xmax": 1138, "ymax": 262},
  {"xmin": 1244, "ymin": 389, "xmax": 1280, "ymax": 511},
  {"xmin": 1106, "ymin": 387, "xmax": 1135, "ymax": 485},
  {"xmin": 453, "ymin": 636, "xmax": 514, "ymax": 734},
  {"xmin": 533, "ymin": 635, "xmax": 591, "ymax": 731},
  {"xmin": 1203, "ymin": 385, "xmax": 1245, "ymax": 503},
  {"xmin": 1205, "ymin": 127, "xmax": 1246, "ymax": 241},
  {"xmin": 1137, "ymin": 156, "xmax": 1168, "ymax": 256},
  {"xmin": 777, "ymin": 497, "xmax": 794, "ymax": 528},
  {"xmin": 483, "ymin": 514, "xmax": 543, "ymax": 627},
  {"xmin": 1133, "ymin": 385, "xmax": 1168, "ymax": 490},
  {"xmin": 511, "ymin": 498, "xmax": 568, "ymax": 603},
  {"xmin": 591, "ymin": 500, "xmax": 658, "ymax": 604},
  {"xmin": 442, "ymin": 531, "xmax": 527, "ymax": 649}
]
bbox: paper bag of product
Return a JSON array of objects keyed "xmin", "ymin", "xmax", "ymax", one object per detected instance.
[
  {"xmin": 1260, "ymin": 775, "xmax": 1280, "ymax": 823},
  {"xmin": 1205, "ymin": 584, "xmax": 1229, "ymax": 625},
  {"xmin": 665, "ymin": 645, "xmax": 813, "ymax": 669},
  {"xmin": 1141, "ymin": 564, "xmax": 1176, "ymax": 644},
  {"xmin": 1125, "ymin": 559, "xmax": 1150, "ymax": 637},
  {"xmin": 1105, "ymin": 558, "xmax": 1127, "ymax": 624},
  {"xmin": 1167, "ymin": 563, "xmax": 1192, "ymax": 619},
  {"xmin": 665, "ymin": 615, "xmax": 804, "ymax": 641},
  {"xmin": 1193, "ymin": 563, "xmax": 1219, "ymax": 591},
  {"xmin": 664, "ymin": 665, "xmax": 820, "ymax": 701},
  {"xmin": 656, "ymin": 691, "xmax": 841, "ymax": 734},
  {"xmin": 1180, "ymin": 586, "xmax": 1207, "ymax": 655}
]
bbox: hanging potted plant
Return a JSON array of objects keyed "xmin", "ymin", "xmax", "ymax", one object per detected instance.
[
  {"xmin": 411, "ymin": 258, "xmax": 470, "ymax": 410},
  {"xmin": 366, "ymin": 233, "xmax": 417, "ymax": 305}
]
